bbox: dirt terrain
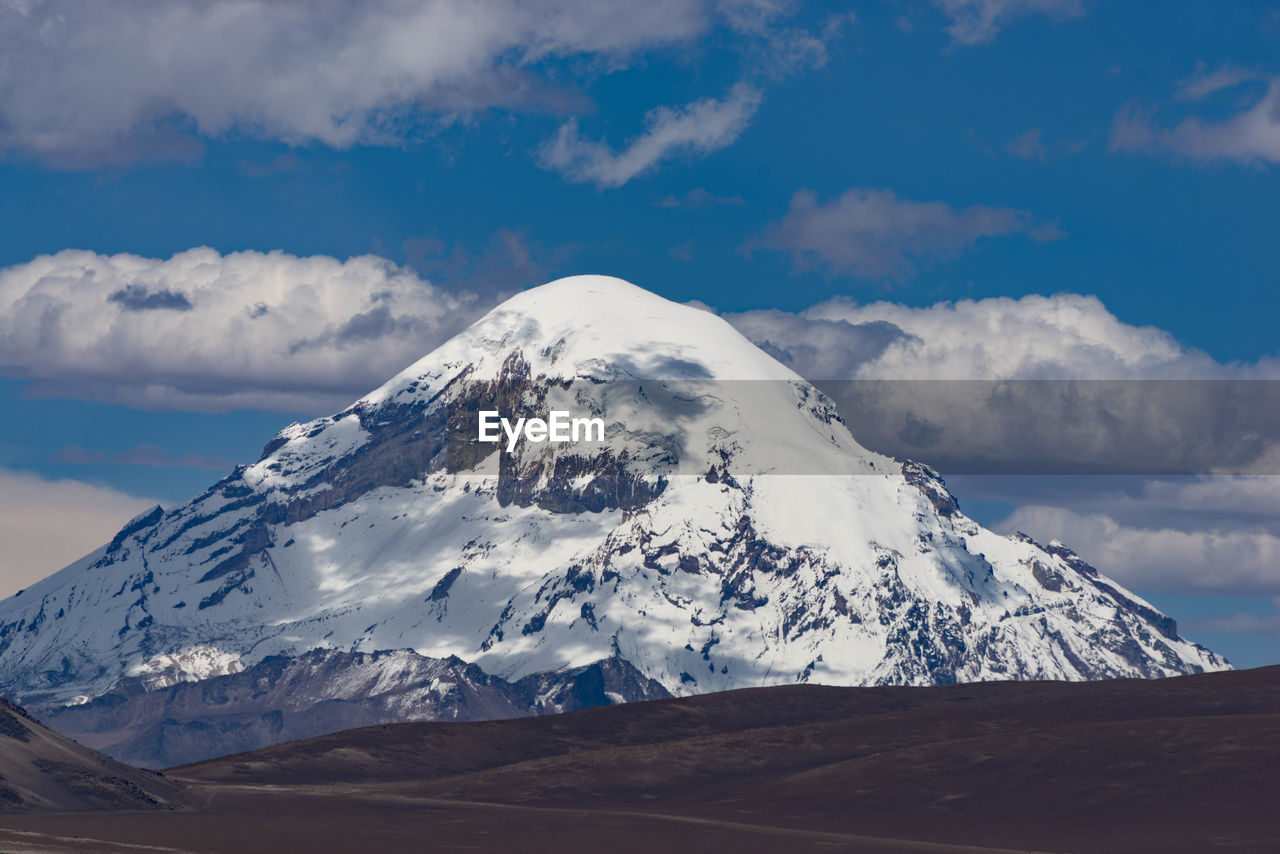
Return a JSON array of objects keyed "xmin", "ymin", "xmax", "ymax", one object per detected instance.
[
  {"xmin": 0, "ymin": 696, "xmax": 180, "ymax": 815},
  {"xmin": 0, "ymin": 666, "xmax": 1275, "ymax": 853}
]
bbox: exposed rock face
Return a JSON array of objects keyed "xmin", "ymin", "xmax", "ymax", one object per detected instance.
[
  {"xmin": 41, "ymin": 649, "xmax": 668, "ymax": 768},
  {"xmin": 901, "ymin": 461, "xmax": 960, "ymax": 517},
  {"xmin": 0, "ymin": 276, "xmax": 1228, "ymax": 764},
  {"xmin": 516, "ymin": 655, "xmax": 671, "ymax": 714}
]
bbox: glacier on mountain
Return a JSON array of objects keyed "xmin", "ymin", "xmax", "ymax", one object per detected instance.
[{"xmin": 0, "ymin": 276, "xmax": 1227, "ymax": 720}]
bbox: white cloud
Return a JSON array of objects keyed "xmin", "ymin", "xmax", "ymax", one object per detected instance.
[
  {"xmin": 1111, "ymin": 76, "xmax": 1280, "ymax": 165},
  {"xmin": 755, "ymin": 187, "xmax": 1063, "ymax": 280},
  {"xmin": 0, "ymin": 469, "xmax": 157, "ymax": 599},
  {"xmin": 723, "ymin": 309, "xmax": 912, "ymax": 379},
  {"xmin": 787, "ymin": 292, "xmax": 1203, "ymax": 380},
  {"xmin": 0, "ymin": 247, "xmax": 488, "ymax": 412},
  {"xmin": 538, "ymin": 83, "xmax": 762, "ymax": 188},
  {"xmin": 729, "ymin": 289, "xmax": 1280, "ymax": 603},
  {"xmin": 724, "ymin": 292, "xmax": 1280, "ymax": 474},
  {"xmin": 931, "ymin": 0, "xmax": 1084, "ymax": 45},
  {"xmin": 725, "ymin": 293, "xmax": 1280, "ymax": 599},
  {"xmin": 995, "ymin": 478, "xmax": 1280, "ymax": 597},
  {"xmin": 0, "ymin": 0, "xmax": 716, "ymax": 166}
]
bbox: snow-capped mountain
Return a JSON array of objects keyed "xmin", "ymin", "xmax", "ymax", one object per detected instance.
[{"xmin": 0, "ymin": 276, "xmax": 1226, "ymax": 743}]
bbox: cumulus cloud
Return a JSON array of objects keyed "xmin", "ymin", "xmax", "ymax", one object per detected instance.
[
  {"xmin": 0, "ymin": 0, "xmax": 846, "ymax": 171},
  {"xmin": 538, "ymin": 83, "xmax": 763, "ymax": 188},
  {"xmin": 786, "ymin": 292, "xmax": 1202, "ymax": 380},
  {"xmin": 724, "ymin": 292, "xmax": 1280, "ymax": 474},
  {"xmin": 0, "ymin": 247, "xmax": 490, "ymax": 413},
  {"xmin": 931, "ymin": 0, "xmax": 1084, "ymax": 45},
  {"xmin": 1111, "ymin": 75, "xmax": 1280, "ymax": 165},
  {"xmin": 725, "ymin": 292, "xmax": 1280, "ymax": 601},
  {"xmin": 755, "ymin": 188, "xmax": 1063, "ymax": 280},
  {"xmin": 729, "ymin": 285, "xmax": 1280, "ymax": 605},
  {"xmin": 0, "ymin": 0, "xmax": 718, "ymax": 166},
  {"xmin": 725, "ymin": 309, "xmax": 912, "ymax": 379},
  {"xmin": 995, "ymin": 477, "xmax": 1280, "ymax": 597},
  {"xmin": 0, "ymin": 469, "xmax": 157, "ymax": 599}
]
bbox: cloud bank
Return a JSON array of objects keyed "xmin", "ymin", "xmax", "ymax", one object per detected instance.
[
  {"xmin": 727, "ymin": 295, "xmax": 1280, "ymax": 603},
  {"xmin": 745, "ymin": 292, "xmax": 1202, "ymax": 380},
  {"xmin": 725, "ymin": 292, "xmax": 1280, "ymax": 475},
  {"xmin": 4, "ymin": 245, "xmax": 1278, "ymax": 605},
  {"xmin": 0, "ymin": 247, "xmax": 485, "ymax": 412},
  {"xmin": 0, "ymin": 469, "xmax": 157, "ymax": 599},
  {"xmin": 996, "ymin": 477, "xmax": 1280, "ymax": 598},
  {"xmin": 0, "ymin": 0, "xmax": 716, "ymax": 166}
]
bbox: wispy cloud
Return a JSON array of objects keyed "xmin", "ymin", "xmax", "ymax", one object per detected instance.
[
  {"xmin": 931, "ymin": 0, "xmax": 1084, "ymax": 45},
  {"xmin": 654, "ymin": 188, "xmax": 747, "ymax": 208},
  {"xmin": 401, "ymin": 228, "xmax": 573, "ymax": 300},
  {"xmin": 754, "ymin": 187, "xmax": 1063, "ymax": 280},
  {"xmin": 538, "ymin": 83, "xmax": 763, "ymax": 189},
  {"xmin": 1007, "ymin": 128, "xmax": 1048, "ymax": 160},
  {"xmin": 1006, "ymin": 127, "xmax": 1091, "ymax": 160},
  {"xmin": 669, "ymin": 239, "xmax": 697, "ymax": 261},
  {"xmin": 1111, "ymin": 73, "xmax": 1280, "ymax": 166},
  {"xmin": 717, "ymin": 1, "xmax": 857, "ymax": 77},
  {"xmin": 1176, "ymin": 63, "xmax": 1261, "ymax": 100}
]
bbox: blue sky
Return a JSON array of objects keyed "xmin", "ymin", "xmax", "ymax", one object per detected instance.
[{"xmin": 2, "ymin": 0, "xmax": 1280, "ymax": 667}]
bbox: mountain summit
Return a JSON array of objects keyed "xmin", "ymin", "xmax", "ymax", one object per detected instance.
[{"xmin": 0, "ymin": 276, "xmax": 1226, "ymax": 761}]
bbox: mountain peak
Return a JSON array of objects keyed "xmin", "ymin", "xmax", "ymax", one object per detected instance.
[
  {"xmin": 368, "ymin": 276, "xmax": 797, "ymax": 402},
  {"xmin": 0, "ymin": 276, "xmax": 1228, "ymax": 748},
  {"xmin": 512, "ymin": 274, "xmax": 658, "ymax": 305}
]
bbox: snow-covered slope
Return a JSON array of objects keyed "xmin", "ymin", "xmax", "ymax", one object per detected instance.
[{"xmin": 0, "ymin": 276, "xmax": 1226, "ymax": 714}]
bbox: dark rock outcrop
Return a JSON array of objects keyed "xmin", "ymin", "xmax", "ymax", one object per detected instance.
[{"xmin": 40, "ymin": 648, "xmax": 670, "ymax": 768}]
